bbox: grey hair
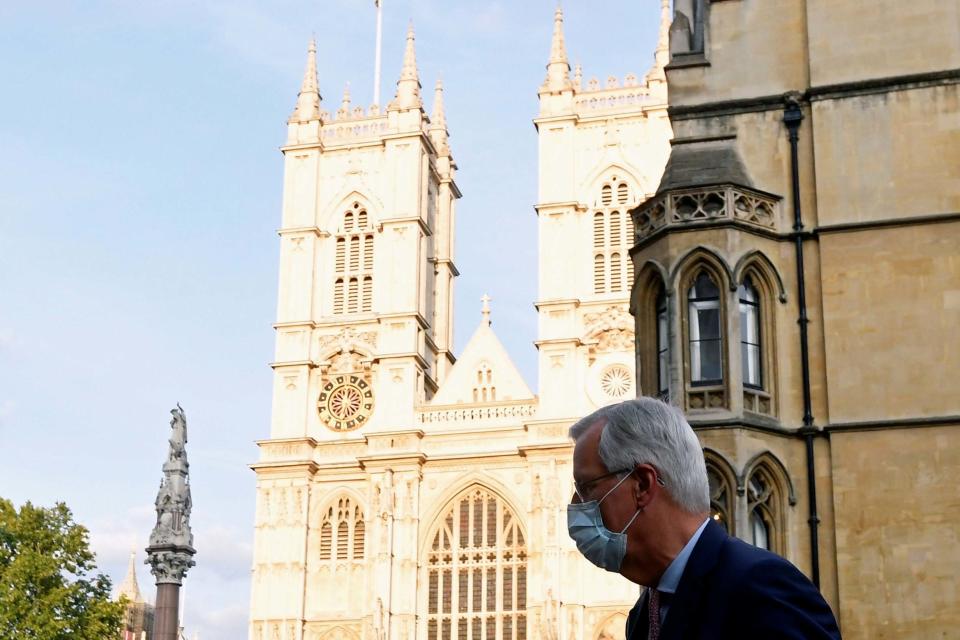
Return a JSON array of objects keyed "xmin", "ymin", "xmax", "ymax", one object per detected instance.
[{"xmin": 568, "ymin": 397, "xmax": 710, "ymax": 514}]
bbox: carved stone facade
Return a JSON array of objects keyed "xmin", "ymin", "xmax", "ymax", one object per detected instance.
[{"xmin": 250, "ymin": 9, "xmax": 674, "ymax": 640}]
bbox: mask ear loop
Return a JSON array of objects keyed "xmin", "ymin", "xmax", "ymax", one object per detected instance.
[
  {"xmin": 619, "ymin": 505, "xmax": 643, "ymax": 534},
  {"xmin": 597, "ymin": 469, "xmax": 633, "ymax": 505}
]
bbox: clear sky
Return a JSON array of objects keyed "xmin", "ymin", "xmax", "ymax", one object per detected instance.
[{"xmin": 0, "ymin": 2, "xmax": 660, "ymax": 638}]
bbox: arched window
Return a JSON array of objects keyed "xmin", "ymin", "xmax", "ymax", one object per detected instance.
[
  {"xmin": 656, "ymin": 285, "xmax": 669, "ymax": 398},
  {"xmin": 332, "ymin": 202, "xmax": 375, "ymax": 314},
  {"xmin": 592, "ymin": 177, "xmax": 634, "ymax": 295},
  {"xmin": 472, "ymin": 363, "xmax": 495, "ymax": 404},
  {"xmin": 426, "ymin": 487, "xmax": 527, "ymax": 640},
  {"xmin": 687, "ymin": 272, "xmax": 723, "ymax": 385},
  {"xmin": 706, "ymin": 465, "xmax": 733, "ymax": 533},
  {"xmin": 745, "ymin": 466, "xmax": 780, "ymax": 553},
  {"xmin": 738, "ymin": 276, "xmax": 762, "ymax": 389},
  {"xmin": 317, "ymin": 497, "xmax": 365, "ymax": 562}
]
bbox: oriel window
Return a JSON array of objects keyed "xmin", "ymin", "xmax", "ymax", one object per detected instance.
[
  {"xmin": 738, "ymin": 276, "xmax": 762, "ymax": 388},
  {"xmin": 687, "ymin": 272, "xmax": 723, "ymax": 385}
]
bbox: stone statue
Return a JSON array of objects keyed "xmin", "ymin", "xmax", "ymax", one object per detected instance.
[
  {"xmin": 168, "ymin": 404, "xmax": 188, "ymax": 461},
  {"xmin": 543, "ymin": 590, "xmax": 558, "ymax": 640},
  {"xmin": 373, "ymin": 598, "xmax": 386, "ymax": 640},
  {"xmin": 147, "ymin": 405, "xmax": 196, "ymax": 586}
]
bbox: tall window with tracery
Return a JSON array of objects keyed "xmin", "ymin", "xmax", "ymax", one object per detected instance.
[
  {"xmin": 592, "ymin": 177, "xmax": 634, "ymax": 294},
  {"xmin": 333, "ymin": 202, "xmax": 375, "ymax": 314},
  {"xmin": 426, "ymin": 487, "xmax": 527, "ymax": 640},
  {"xmin": 706, "ymin": 464, "xmax": 732, "ymax": 533},
  {"xmin": 317, "ymin": 496, "xmax": 365, "ymax": 562},
  {"xmin": 746, "ymin": 467, "xmax": 778, "ymax": 552}
]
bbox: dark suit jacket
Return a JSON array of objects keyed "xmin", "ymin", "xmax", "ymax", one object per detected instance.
[{"xmin": 626, "ymin": 521, "xmax": 841, "ymax": 640}]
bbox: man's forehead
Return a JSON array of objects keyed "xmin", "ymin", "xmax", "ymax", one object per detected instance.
[{"xmin": 572, "ymin": 418, "xmax": 608, "ymax": 474}]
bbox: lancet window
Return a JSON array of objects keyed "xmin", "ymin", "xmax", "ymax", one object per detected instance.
[
  {"xmin": 318, "ymin": 496, "xmax": 365, "ymax": 562},
  {"xmin": 333, "ymin": 202, "xmax": 375, "ymax": 314},
  {"xmin": 687, "ymin": 271, "xmax": 723, "ymax": 386},
  {"xmin": 426, "ymin": 487, "xmax": 527, "ymax": 640},
  {"xmin": 593, "ymin": 177, "xmax": 634, "ymax": 295},
  {"xmin": 472, "ymin": 362, "xmax": 496, "ymax": 403}
]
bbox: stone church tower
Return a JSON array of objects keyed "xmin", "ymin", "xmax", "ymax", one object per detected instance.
[{"xmin": 250, "ymin": 9, "xmax": 672, "ymax": 640}]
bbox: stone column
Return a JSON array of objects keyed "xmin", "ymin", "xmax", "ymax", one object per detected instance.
[{"xmin": 145, "ymin": 406, "xmax": 197, "ymax": 640}]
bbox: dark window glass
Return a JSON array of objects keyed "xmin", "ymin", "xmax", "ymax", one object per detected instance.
[
  {"xmin": 656, "ymin": 287, "xmax": 669, "ymax": 396},
  {"xmin": 687, "ymin": 272, "xmax": 723, "ymax": 384},
  {"xmin": 738, "ymin": 277, "xmax": 762, "ymax": 388}
]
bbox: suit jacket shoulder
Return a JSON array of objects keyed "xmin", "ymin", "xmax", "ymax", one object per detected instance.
[{"xmin": 644, "ymin": 522, "xmax": 841, "ymax": 639}]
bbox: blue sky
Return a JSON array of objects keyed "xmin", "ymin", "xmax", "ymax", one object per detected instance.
[{"xmin": 0, "ymin": 2, "xmax": 661, "ymax": 637}]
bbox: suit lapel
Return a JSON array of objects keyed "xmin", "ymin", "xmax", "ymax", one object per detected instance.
[{"xmin": 658, "ymin": 520, "xmax": 726, "ymax": 640}]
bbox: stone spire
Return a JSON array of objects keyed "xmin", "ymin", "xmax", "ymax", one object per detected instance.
[
  {"xmin": 430, "ymin": 78, "xmax": 450, "ymax": 154},
  {"xmin": 655, "ymin": 0, "xmax": 671, "ymax": 67},
  {"xmin": 394, "ymin": 23, "xmax": 422, "ymax": 109},
  {"xmin": 117, "ymin": 549, "xmax": 144, "ymax": 603},
  {"xmin": 543, "ymin": 6, "xmax": 571, "ymax": 92},
  {"xmin": 338, "ymin": 82, "xmax": 352, "ymax": 118},
  {"xmin": 291, "ymin": 38, "xmax": 321, "ymax": 122},
  {"xmin": 646, "ymin": 0, "xmax": 671, "ymax": 92}
]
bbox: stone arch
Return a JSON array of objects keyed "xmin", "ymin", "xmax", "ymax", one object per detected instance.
[
  {"xmin": 733, "ymin": 250, "xmax": 787, "ymax": 303},
  {"xmin": 632, "ymin": 260, "xmax": 671, "ymax": 397},
  {"xmin": 594, "ymin": 612, "xmax": 627, "ymax": 640},
  {"xmin": 418, "ymin": 474, "xmax": 525, "ymax": 558},
  {"xmin": 316, "ymin": 625, "xmax": 360, "ymax": 640},
  {"xmin": 740, "ymin": 451, "xmax": 797, "ymax": 506},
  {"xmin": 420, "ymin": 483, "xmax": 528, "ymax": 640},
  {"xmin": 668, "ymin": 245, "xmax": 735, "ymax": 293},
  {"xmin": 703, "ymin": 448, "xmax": 737, "ymax": 534},
  {"xmin": 740, "ymin": 451, "xmax": 795, "ymax": 555},
  {"xmin": 320, "ymin": 189, "xmax": 384, "ymax": 233},
  {"xmin": 582, "ymin": 161, "xmax": 650, "ymax": 205}
]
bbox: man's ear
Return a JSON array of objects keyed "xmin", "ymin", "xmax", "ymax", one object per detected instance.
[{"xmin": 631, "ymin": 464, "xmax": 660, "ymax": 510}]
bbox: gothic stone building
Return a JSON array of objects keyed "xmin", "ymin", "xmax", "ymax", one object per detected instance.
[
  {"xmin": 249, "ymin": 7, "xmax": 676, "ymax": 640},
  {"xmin": 629, "ymin": 1, "xmax": 960, "ymax": 638}
]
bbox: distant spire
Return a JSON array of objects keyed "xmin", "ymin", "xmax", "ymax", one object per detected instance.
[
  {"xmin": 117, "ymin": 549, "xmax": 143, "ymax": 603},
  {"xmin": 573, "ymin": 63, "xmax": 583, "ymax": 90},
  {"xmin": 394, "ymin": 23, "xmax": 421, "ymax": 109},
  {"xmin": 431, "ymin": 78, "xmax": 446, "ymax": 130},
  {"xmin": 429, "ymin": 78, "xmax": 451, "ymax": 157},
  {"xmin": 481, "ymin": 294, "xmax": 492, "ymax": 325},
  {"xmin": 338, "ymin": 82, "xmax": 352, "ymax": 117},
  {"xmin": 291, "ymin": 38, "xmax": 321, "ymax": 121},
  {"xmin": 543, "ymin": 7, "xmax": 571, "ymax": 92},
  {"xmin": 655, "ymin": 0, "xmax": 671, "ymax": 66}
]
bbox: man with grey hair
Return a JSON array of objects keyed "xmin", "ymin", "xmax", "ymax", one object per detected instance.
[{"xmin": 567, "ymin": 397, "xmax": 840, "ymax": 639}]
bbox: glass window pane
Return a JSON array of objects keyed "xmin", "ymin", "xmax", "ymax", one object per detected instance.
[
  {"xmin": 751, "ymin": 511, "xmax": 770, "ymax": 550},
  {"xmin": 689, "ymin": 272, "xmax": 719, "ymax": 299},
  {"xmin": 692, "ymin": 304, "xmax": 721, "ymax": 340},
  {"xmin": 698, "ymin": 340, "xmax": 722, "ymax": 381}
]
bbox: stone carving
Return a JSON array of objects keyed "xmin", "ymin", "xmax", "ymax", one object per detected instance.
[
  {"xmin": 543, "ymin": 590, "xmax": 559, "ymax": 640},
  {"xmin": 634, "ymin": 186, "xmax": 778, "ymax": 240},
  {"xmin": 373, "ymin": 598, "xmax": 386, "ymax": 640},
  {"xmin": 146, "ymin": 405, "xmax": 196, "ymax": 585},
  {"xmin": 583, "ymin": 306, "xmax": 633, "ymax": 341},
  {"xmin": 318, "ymin": 327, "xmax": 377, "ymax": 360}
]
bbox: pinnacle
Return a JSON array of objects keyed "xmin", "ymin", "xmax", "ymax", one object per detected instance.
[{"xmin": 291, "ymin": 37, "xmax": 321, "ymax": 121}]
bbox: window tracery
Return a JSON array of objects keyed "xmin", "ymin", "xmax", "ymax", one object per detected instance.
[
  {"xmin": 425, "ymin": 487, "xmax": 527, "ymax": 640},
  {"xmin": 317, "ymin": 496, "xmax": 365, "ymax": 562}
]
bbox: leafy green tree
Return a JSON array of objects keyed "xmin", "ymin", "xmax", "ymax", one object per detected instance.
[{"xmin": 0, "ymin": 498, "xmax": 124, "ymax": 639}]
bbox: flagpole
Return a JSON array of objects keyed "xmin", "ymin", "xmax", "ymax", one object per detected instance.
[{"xmin": 373, "ymin": 0, "xmax": 383, "ymax": 107}]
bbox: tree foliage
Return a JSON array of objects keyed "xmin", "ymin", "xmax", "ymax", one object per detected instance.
[{"xmin": 0, "ymin": 498, "xmax": 124, "ymax": 639}]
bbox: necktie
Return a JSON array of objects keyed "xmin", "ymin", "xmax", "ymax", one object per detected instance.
[{"xmin": 648, "ymin": 589, "xmax": 662, "ymax": 640}]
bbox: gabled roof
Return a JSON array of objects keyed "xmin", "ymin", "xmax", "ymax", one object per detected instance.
[{"xmin": 430, "ymin": 296, "xmax": 534, "ymax": 406}]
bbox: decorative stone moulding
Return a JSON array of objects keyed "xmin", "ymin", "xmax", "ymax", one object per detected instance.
[
  {"xmin": 633, "ymin": 184, "xmax": 780, "ymax": 241},
  {"xmin": 417, "ymin": 402, "xmax": 537, "ymax": 424}
]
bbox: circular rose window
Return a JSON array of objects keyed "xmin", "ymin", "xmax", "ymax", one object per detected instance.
[{"xmin": 600, "ymin": 365, "xmax": 633, "ymax": 399}]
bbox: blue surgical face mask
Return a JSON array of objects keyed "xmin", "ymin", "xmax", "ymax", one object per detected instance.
[{"xmin": 567, "ymin": 471, "xmax": 642, "ymax": 573}]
